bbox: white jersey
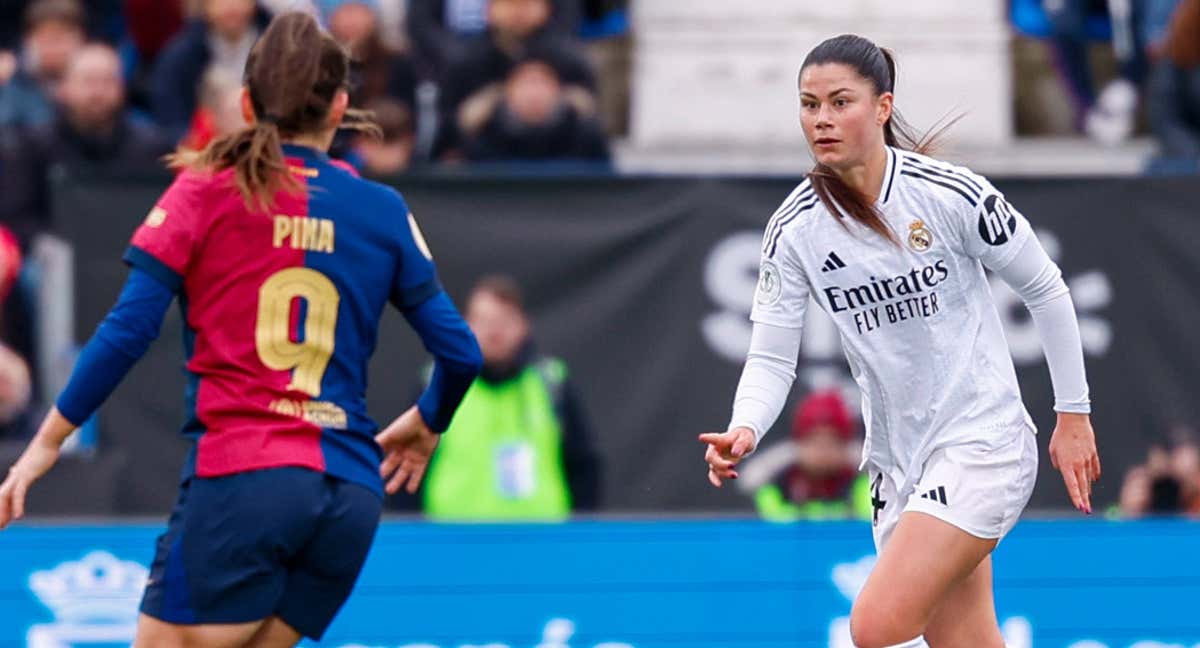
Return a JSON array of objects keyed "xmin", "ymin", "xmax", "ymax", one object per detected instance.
[{"xmin": 751, "ymin": 148, "xmax": 1036, "ymax": 487}]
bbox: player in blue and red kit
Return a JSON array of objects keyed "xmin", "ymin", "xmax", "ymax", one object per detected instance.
[{"xmin": 0, "ymin": 12, "xmax": 482, "ymax": 647}]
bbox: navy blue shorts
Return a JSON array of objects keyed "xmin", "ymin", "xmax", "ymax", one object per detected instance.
[{"xmin": 140, "ymin": 467, "xmax": 382, "ymax": 639}]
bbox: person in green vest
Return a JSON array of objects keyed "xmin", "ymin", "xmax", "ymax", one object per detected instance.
[
  {"xmin": 737, "ymin": 389, "xmax": 872, "ymax": 521},
  {"xmin": 415, "ymin": 275, "xmax": 601, "ymax": 521}
]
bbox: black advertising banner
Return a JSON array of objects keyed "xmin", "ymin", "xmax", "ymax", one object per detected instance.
[{"xmin": 47, "ymin": 172, "xmax": 1200, "ymax": 514}]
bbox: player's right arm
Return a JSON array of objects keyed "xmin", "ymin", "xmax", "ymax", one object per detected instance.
[
  {"xmin": 0, "ymin": 174, "xmax": 201, "ymax": 528},
  {"xmin": 701, "ymin": 225, "xmax": 810, "ymax": 487}
]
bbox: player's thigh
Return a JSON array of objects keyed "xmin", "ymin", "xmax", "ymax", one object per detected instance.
[
  {"xmin": 923, "ymin": 556, "xmax": 1005, "ymax": 648},
  {"xmin": 133, "ymin": 613, "xmax": 263, "ymax": 648},
  {"xmin": 850, "ymin": 511, "xmax": 997, "ymax": 648},
  {"xmin": 243, "ymin": 616, "xmax": 303, "ymax": 648},
  {"xmin": 275, "ymin": 476, "xmax": 383, "ymax": 640}
]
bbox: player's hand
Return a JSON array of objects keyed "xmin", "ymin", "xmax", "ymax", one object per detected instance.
[
  {"xmin": 0, "ymin": 438, "xmax": 60, "ymax": 530},
  {"xmin": 376, "ymin": 406, "xmax": 440, "ymax": 496},
  {"xmin": 0, "ymin": 407, "xmax": 75, "ymax": 530},
  {"xmin": 1048, "ymin": 412, "xmax": 1100, "ymax": 514},
  {"xmin": 698, "ymin": 427, "xmax": 757, "ymax": 488}
]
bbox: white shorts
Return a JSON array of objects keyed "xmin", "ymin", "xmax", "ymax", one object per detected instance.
[{"xmin": 868, "ymin": 430, "xmax": 1038, "ymax": 551}]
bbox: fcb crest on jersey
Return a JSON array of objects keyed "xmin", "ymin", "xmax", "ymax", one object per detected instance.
[
  {"xmin": 145, "ymin": 207, "xmax": 167, "ymax": 228},
  {"xmin": 907, "ymin": 220, "xmax": 933, "ymax": 253}
]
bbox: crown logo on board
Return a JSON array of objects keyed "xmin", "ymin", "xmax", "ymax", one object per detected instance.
[{"xmin": 29, "ymin": 551, "xmax": 148, "ymax": 623}]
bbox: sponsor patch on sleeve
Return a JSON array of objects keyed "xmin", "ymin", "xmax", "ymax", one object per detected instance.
[{"xmin": 978, "ymin": 195, "xmax": 1018, "ymax": 246}]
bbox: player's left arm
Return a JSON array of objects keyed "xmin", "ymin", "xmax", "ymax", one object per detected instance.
[
  {"xmin": 959, "ymin": 178, "xmax": 1100, "ymax": 513},
  {"xmin": 378, "ymin": 202, "xmax": 482, "ymax": 495},
  {"xmin": 387, "ymin": 207, "xmax": 482, "ymax": 433},
  {"xmin": 0, "ymin": 267, "xmax": 175, "ymax": 528}
]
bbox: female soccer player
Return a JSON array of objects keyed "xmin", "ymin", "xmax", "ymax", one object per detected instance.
[
  {"xmin": 699, "ymin": 35, "xmax": 1100, "ymax": 647},
  {"xmin": 0, "ymin": 12, "xmax": 482, "ymax": 648}
]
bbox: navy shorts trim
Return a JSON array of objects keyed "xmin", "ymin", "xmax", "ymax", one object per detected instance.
[{"xmin": 140, "ymin": 467, "xmax": 382, "ymax": 639}]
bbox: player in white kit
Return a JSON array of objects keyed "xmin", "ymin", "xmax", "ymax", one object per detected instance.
[{"xmin": 699, "ymin": 35, "xmax": 1101, "ymax": 647}]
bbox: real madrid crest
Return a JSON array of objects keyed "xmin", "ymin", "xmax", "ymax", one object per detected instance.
[{"xmin": 907, "ymin": 219, "xmax": 933, "ymax": 253}]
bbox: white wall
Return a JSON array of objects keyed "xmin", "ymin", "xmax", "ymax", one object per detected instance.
[{"xmin": 631, "ymin": 0, "xmax": 1014, "ymax": 150}]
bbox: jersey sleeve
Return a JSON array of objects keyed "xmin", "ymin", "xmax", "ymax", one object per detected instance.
[
  {"xmin": 954, "ymin": 174, "xmax": 1034, "ymax": 271},
  {"xmin": 749, "ymin": 231, "xmax": 810, "ymax": 329},
  {"xmin": 123, "ymin": 171, "xmax": 207, "ymax": 292},
  {"xmin": 390, "ymin": 193, "xmax": 441, "ymax": 311}
]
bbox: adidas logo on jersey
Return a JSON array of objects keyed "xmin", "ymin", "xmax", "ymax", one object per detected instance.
[
  {"xmin": 919, "ymin": 486, "xmax": 948, "ymax": 506},
  {"xmin": 820, "ymin": 251, "xmax": 847, "ymax": 273}
]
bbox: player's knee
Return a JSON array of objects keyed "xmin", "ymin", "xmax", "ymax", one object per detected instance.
[{"xmin": 849, "ymin": 600, "xmax": 923, "ymax": 648}]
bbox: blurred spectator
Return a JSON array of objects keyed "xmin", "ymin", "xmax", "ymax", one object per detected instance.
[
  {"xmin": 32, "ymin": 43, "xmax": 168, "ymax": 164},
  {"xmin": 408, "ymin": 275, "xmax": 600, "ymax": 521},
  {"xmin": 1114, "ymin": 435, "xmax": 1200, "ymax": 517},
  {"xmin": 122, "ymin": 0, "xmax": 186, "ymax": 63},
  {"xmin": 460, "ymin": 57, "xmax": 608, "ymax": 164},
  {"xmin": 407, "ymin": 0, "xmax": 579, "ymax": 81},
  {"xmin": 1, "ymin": 44, "xmax": 169, "ymax": 244},
  {"xmin": 434, "ymin": 0, "xmax": 596, "ymax": 160},
  {"xmin": 1171, "ymin": 435, "xmax": 1200, "ymax": 512},
  {"xmin": 327, "ymin": 1, "xmax": 417, "ymax": 112},
  {"xmin": 121, "ymin": 0, "xmax": 187, "ymax": 111},
  {"xmin": 180, "ymin": 65, "xmax": 244, "ymax": 151},
  {"xmin": 1117, "ymin": 464, "xmax": 1152, "ymax": 516},
  {"xmin": 0, "ymin": 0, "xmax": 86, "ymax": 128},
  {"xmin": 0, "ymin": 225, "xmax": 32, "ymax": 435},
  {"xmin": 348, "ymin": 96, "xmax": 414, "ymax": 174},
  {"xmin": 0, "ymin": 227, "xmax": 19, "ymax": 306},
  {"xmin": 1146, "ymin": 0, "xmax": 1200, "ymax": 172},
  {"xmin": 1043, "ymin": 0, "xmax": 1148, "ymax": 143},
  {"xmin": 738, "ymin": 390, "xmax": 871, "ymax": 522},
  {"xmin": 0, "ymin": 341, "xmax": 31, "ymax": 429},
  {"xmin": 578, "ymin": 0, "xmax": 629, "ymax": 136},
  {"xmin": 150, "ymin": 0, "xmax": 270, "ymax": 141}
]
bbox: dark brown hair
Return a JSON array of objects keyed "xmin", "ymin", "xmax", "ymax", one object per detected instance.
[
  {"xmin": 169, "ymin": 11, "xmax": 378, "ymax": 210},
  {"xmin": 800, "ymin": 34, "xmax": 947, "ymax": 244},
  {"xmin": 470, "ymin": 275, "xmax": 526, "ymax": 313},
  {"xmin": 25, "ymin": 0, "xmax": 85, "ymax": 30}
]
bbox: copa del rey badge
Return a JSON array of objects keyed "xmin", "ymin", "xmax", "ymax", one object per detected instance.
[{"xmin": 907, "ymin": 219, "xmax": 933, "ymax": 252}]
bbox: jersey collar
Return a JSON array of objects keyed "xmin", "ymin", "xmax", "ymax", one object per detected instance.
[
  {"xmin": 876, "ymin": 146, "xmax": 900, "ymax": 207},
  {"xmin": 280, "ymin": 143, "xmax": 331, "ymax": 165}
]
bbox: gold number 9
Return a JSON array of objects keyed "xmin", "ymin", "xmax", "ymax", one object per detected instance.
[{"xmin": 255, "ymin": 268, "xmax": 340, "ymax": 396}]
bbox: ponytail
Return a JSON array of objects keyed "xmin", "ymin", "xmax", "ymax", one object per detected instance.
[{"xmin": 167, "ymin": 11, "xmax": 378, "ymax": 211}]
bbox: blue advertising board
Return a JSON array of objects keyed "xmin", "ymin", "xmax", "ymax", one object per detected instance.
[{"xmin": 0, "ymin": 519, "xmax": 1196, "ymax": 647}]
